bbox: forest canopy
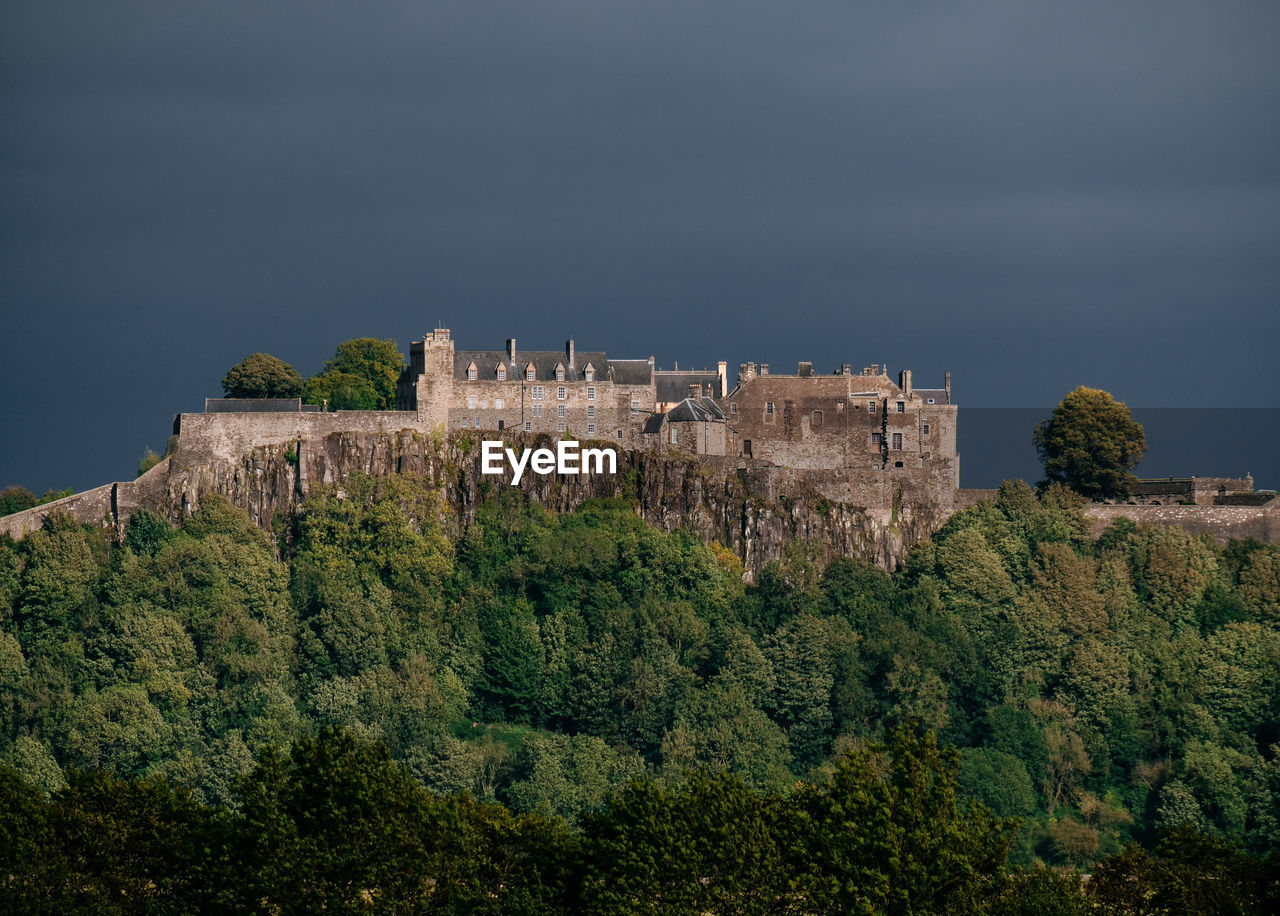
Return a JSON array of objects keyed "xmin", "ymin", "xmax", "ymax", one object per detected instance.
[{"xmin": 2, "ymin": 478, "xmax": 1279, "ymax": 908}]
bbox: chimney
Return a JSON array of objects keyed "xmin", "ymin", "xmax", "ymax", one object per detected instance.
[
  {"xmin": 566, "ymin": 339, "xmax": 575, "ymax": 369},
  {"xmin": 507, "ymin": 338, "xmax": 517, "ymax": 362},
  {"xmin": 760, "ymin": 363, "xmax": 769, "ymax": 376},
  {"xmin": 945, "ymin": 371, "xmax": 951, "ymax": 401},
  {"xmin": 717, "ymin": 361, "xmax": 727, "ymax": 397},
  {"xmin": 842, "ymin": 363, "xmax": 851, "ymax": 376},
  {"xmin": 739, "ymin": 362, "xmax": 755, "ymax": 382},
  {"xmin": 688, "ymin": 384, "xmax": 702, "ymax": 399},
  {"xmin": 798, "ymin": 361, "xmax": 813, "ymax": 378},
  {"xmin": 900, "ymin": 369, "xmax": 912, "ymax": 397}
]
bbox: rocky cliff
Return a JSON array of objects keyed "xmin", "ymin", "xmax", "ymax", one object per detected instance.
[{"xmin": 3, "ymin": 422, "xmax": 949, "ymax": 575}]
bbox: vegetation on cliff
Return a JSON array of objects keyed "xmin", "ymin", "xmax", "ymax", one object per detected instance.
[{"xmin": 2, "ymin": 477, "xmax": 1279, "ymax": 907}]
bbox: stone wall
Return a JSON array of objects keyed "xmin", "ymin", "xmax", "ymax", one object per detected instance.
[{"xmin": 1084, "ymin": 499, "xmax": 1280, "ymax": 543}]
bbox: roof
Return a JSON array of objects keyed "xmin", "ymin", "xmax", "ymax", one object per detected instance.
[
  {"xmin": 452, "ymin": 350, "xmax": 652, "ymax": 386},
  {"xmin": 205, "ymin": 398, "xmax": 307, "ymax": 413},
  {"xmin": 914, "ymin": 388, "xmax": 949, "ymax": 404},
  {"xmin": 666, "ymin": 396, "xmax": 725, "ymax": 423},
  {"xmin": 656, "ymin": 370, "xmax": 720, "ymax": 403}
]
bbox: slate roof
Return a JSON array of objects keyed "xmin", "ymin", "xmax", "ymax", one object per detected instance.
[
  {"xmin": 914, "ymin": 388, "xmax": 949, "ymax": 404},
  {"xmin": 656, "ymin": 371, "xmax": 720, "ymax": 403},
  {"xmin": 206, "ymin": 398, "xmax": 307, "ymax": 413},
  {"xmin": 666, "ymin": 397, "xmax": 725, "ymax": 423},
  {"xmin": 452, "ymin": 350, "xmax": 651, "ymax": 386}
]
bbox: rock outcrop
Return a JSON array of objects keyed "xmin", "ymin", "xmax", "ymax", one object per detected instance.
[{"xmin": 3, "ymin": 423, "xmax": 950, "ymax": 575}]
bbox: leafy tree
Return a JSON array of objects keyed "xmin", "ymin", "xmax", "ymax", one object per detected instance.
[
  {"xmin": 303, "ymin": 369, "xmax": 379, "ymax": 410},
  {"xmin": 136, "ymin": 446, "xmax": 162, "ymax": 477},
  {"xmin": 1033, "ymin": 387, "xmax": 1146, "ymax": 499},
  {"xmin": 321, "ymin": 337, "xmax": 403, "ymax": 409},
  {"xmin": 0, "ymin": 485, "xmax": 37, "ymax": 516},
  {"xmin": 221, "ymin": 352, "xmax": 304, "ymax": 398},
  {"xmin": 577, "ymin": 770, "xmax": 799, "ymax": 915},
  {"xmin": 791, "ymin": 726, "xmax": 1017, "ymax": 914}
]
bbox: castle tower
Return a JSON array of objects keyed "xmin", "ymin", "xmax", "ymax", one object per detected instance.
[{"xmin": 411, "ymin": 328, "xmax": 455, "ymax": 427}]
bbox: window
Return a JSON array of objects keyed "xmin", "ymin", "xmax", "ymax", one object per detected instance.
[
  {"xmin": 532, "ymin": 386, "xmax": 544, "ymax": 400},
  {"xmin": 869, "ymin": 402, "xmax": 876, "ymax": 414},
  {"xmin": 587, "ymin": 423, "xmax": 596, "ymax": 434},
  {"xmin": 631, "ymin": 398, "xmax": 641, "ymax": 413},
  {"xmin": 467, "ymin": 397, "xmax": 477, "ymax": 409},
  {"xmin": 524, "ymin": 421, "xmax": 532, "ymax": 431},
  {"xmin": 557, "ymin": 421, "xmax": 566, "ymax": 432},
  {"xmin": 585, "ymin": 368, "xmax": 594, "ymax": 382},
  {"xmin": 467, "ymin": 366, "xmax": 477, "ymax": 380},
  {"xmin": 497, "ymin": 367, "xmax": 506, "ymax": 381},
  {"xmin": 526, "ymin": 366, "xmax": 535, "ymax": 381},
  {"xmin": 731, "ymin": 403, "xmax": 738, "ymax": 415},
  {"xmin": 557, "ymin": 386, "xmax": 566, "ymax": 400},
  {"xmin": 532, "ymin": 405, "xmax": 543, "ymax": 418},
  {"xmin": 461, "ymin": 418, "xmax": 470, "ymax": 428},
  {"xmin": 495, "ymin": 398, "xmax": 504, "ymax": 409},
  {"xmin": 616, "ymin": 429, "xmax": 623, "ymax": 440},
  {"xmin": 587, "ymin": 386, "xmax": 596, "ymax": 400},
  {"xmin": 896, "ymin": 402, "xmax": 904, "ymax": 413},
  {"xmin": 743, "ymin": 439, "xmax": 752, "ymax": 457},
  {"xmin": 926, "ymin": 397, "xmax": 935, "ymax": 404},
  {"xmin": 872, "ymin": 432, "xmax": 883, "ymax": 446},
  {"xmin": 557, "ymin": 404, "xmax": 565, "ymax": 418},
  {"xmin": 892, "ymin": 433, "xmax": 902, "ymax": 449},
  {"xmin": 587, "ymin": 405, "xmax": 595, "ymax": 418},
  {"xmin": 765, "ymin": 402, "xmax": 774, "ymax": 415},
  {"xmin": 894, "ymin": 461, "xmax": 904, "ymax": 468},
  {"xmin": 922, "ymin": 424, "xmax": 930, "ymax": 435},
  {"xmin": 671, "ymin": 427, "xmax": 679, "ymax": 443},
  {"xmin": 556, "ymin": 366, "xmax": 565, "ymax": 381},
  {"xmin": 812, "ymin": 410, "xmax": 823, "ymax": 429}
]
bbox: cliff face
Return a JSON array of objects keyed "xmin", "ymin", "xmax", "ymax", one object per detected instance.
[
  {"xmin": 1, "ymin": 422, "xmax": 949, "ymax": 574},
  {"xmin": 154, "ymin": 428, "xmax": 941, "ymax": 574}
]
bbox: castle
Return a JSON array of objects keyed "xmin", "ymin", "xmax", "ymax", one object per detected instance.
[
  {"xmin": 3, "ymin": 328, "xmax": 1273, "ymax": 560},
  {"xmin": 394, "ymin": 328, "xmax": 959, "ymax": 495}
]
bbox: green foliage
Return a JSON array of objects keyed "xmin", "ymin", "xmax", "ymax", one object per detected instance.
[
  {"xmin": 3, "ymin": 471, "xmax": 1279, "ymax": 900},
  {"xmin": 221, "ymin": 352, "xmax": 304, "ymax": 398},
  {"xmin": 1033, "ymin": 386, "xmax": 1146, "ymax": 499},
  {"xmin": 318, "ymin": 337, "xmax": 403, "ymax": 409},
  {"xmin": 303, "ymin": 369, "xmax": 379, "ymax": 410},
  {"xmin": 0, "ymin": 485, "xmax": 37, "ymax": 516},
  {"xmin": 136, "ymin": 445, "xmax": 162, "ymax": 477}
]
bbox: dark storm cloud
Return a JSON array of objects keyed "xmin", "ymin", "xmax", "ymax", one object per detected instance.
[{"xmin": 2, "ymin": 1, "xmax": 1277, "ymax": 492}]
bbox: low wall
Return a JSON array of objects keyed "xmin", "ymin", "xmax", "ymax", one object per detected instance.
[{"xmin": 1084, "ymin": 499, "xmax": 1279, "ymax": 544}]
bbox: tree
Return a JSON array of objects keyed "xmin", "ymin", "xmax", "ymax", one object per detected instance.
[
  {"xmin": 221, "ymin": 352, "xmax": 304, "ymax": 399},
  {"xmin": 303, "ymin": 369, "xmax": 379, "ymax": 410},
  {"xmin": 321, "ymin": 337, "xmax": 403, "ymax": 409},
  {"xmin": 1033, "ymin": 387, "xmax": 1146, "ymax": 499},
  {"xmin": 0, "ymin": 485, "xmax": 37, "ymax": 516},
  {"xmin": 136, "ymin": 445, "xmax": 162, "ymax": 477}
]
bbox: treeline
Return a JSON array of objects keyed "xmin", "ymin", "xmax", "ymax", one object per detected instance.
[
  {"xmin": 2, "ymin": 477, "xmax": 1279, "ymax": 872},
  {"xmin": 4, "ymin": 727, "xmax": 1275, "ymax": 913}
]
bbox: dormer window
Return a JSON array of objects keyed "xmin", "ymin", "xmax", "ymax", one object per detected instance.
[
  {"xmin": 584, "ymin": 365, "xmax": 595, "ymax": 382},
  {"xmin": 525, "ymin": 363, "xmax": 536, "ymax": 381},
  {"xmin": 555, "ymin": 364, "xmax": 565, "ymax": 382},
  {"xmin": 497, "ymin": 366, "xmax": 506, "ymax": 381},
  {"xmin": 466, "ymin": 362, "xmax": 478, "ymax": 381}
]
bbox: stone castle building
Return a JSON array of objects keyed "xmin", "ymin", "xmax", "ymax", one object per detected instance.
[
  {"xmin": 396, "ymin": 328, "xmax": 957, "ymax": 480},
  {"xmin": 396, "ymin": 329, "xmax": 655, "ymax": 445}
]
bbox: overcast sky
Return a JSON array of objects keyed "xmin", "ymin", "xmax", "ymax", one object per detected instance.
[{"xmin": 2, "ymin": 1, "xmax": 1277, "ymax": 494}]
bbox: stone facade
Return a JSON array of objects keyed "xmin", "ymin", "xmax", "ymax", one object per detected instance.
[
  {"xmin": 719, "ymin": 361, "xmax": 959, "ymax": 489},
  {"xmin": 396, "ymin": 329, "xmax": 655, "ymax": 446}
]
